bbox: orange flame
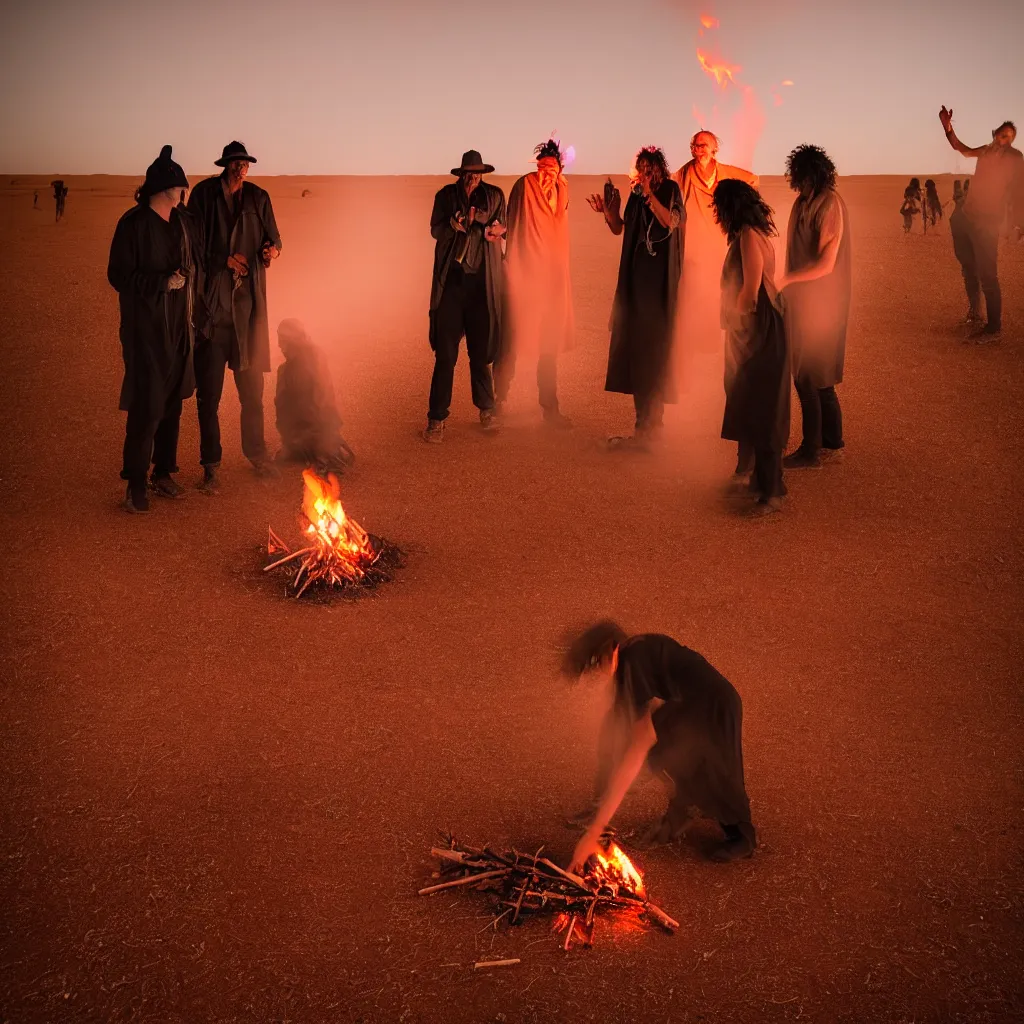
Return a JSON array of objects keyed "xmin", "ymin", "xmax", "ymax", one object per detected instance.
[
  {"xmin": 301, "ymin": 469, "xmax": 374, "ymax": 565},
  {"xmin": 700, "ymin": 14, "xmax": 719, "ymax": 28},
  {"xmin": 781, "ymin": 79, "xmax": 794, "ymax": 86},
  {"xmin": 697, "ymin": 49, "xmax": 742, "ymax": 89},
  {"xmin": 585, "ymin": 842, "xmax": 646, "ymax": 899}
]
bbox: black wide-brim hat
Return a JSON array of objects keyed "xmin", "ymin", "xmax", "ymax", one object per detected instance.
[
  {"xmin": 451, "ymin": 150, "xmax": 494, "ymax": 175},
  {"xmin": 215, "ymin": 141, "xmax": 258, "ymax": 167}
]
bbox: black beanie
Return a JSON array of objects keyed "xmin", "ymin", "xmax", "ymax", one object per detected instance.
[{"xmin": 140, "ymin": 145, "xmax": 189, "ymax": 198}]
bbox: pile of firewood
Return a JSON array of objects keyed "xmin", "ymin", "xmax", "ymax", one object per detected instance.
[{"xmin": 419, "ymin": 835, "xmax": 677, "ymax": 949}]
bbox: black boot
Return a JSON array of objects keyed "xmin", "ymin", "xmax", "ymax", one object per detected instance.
[{"xmin": 710, "ymin": 822, "xmax": 756, "ymax": 862}]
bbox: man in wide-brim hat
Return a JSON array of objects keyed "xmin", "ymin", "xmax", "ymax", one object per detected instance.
[
  {"xmin": 107, "ymin": 145, "xmax": 204, "ymax": 512},
  {"xmin": 423, "ymin": 150, "xmax": 506, "ymax": 443},
  {"xmin": 186, "ymin": 141, "xmax": 282, "ymax": 492}
]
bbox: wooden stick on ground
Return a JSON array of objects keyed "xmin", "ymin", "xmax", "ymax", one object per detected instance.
[
  {"xmin": 474, "ymin": 959, "xmax": 520, "ymax": 970},
  {"xmin": 418, "ymin": 868, "xmax": 509, "ymax": 896},
  {"xmin": 263, "ymin": 547, "xmax": 315, "ymax": 572},
  {"xmin": 644, "ymin": 902, "xmax": 679, "ymax": 931}
]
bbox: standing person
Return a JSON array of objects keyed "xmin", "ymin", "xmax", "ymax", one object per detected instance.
[
  {"xmin": 187, "ymin": 141, "xmax": 282, "ymax": 492},
  {"xmin": 924, "ymin": 180, "xmax": 943, "ymax": 226},
  {"xmin": 493, "ymin": 139, "xmax": 574, "ymax": 428},
  {"xmin": 900, "ymin": 196, "xmax": 919, "ymax": 234},
  {"xmin": 713, "ymin": 180, "xmax": 789, "ymax": 515},
  {"xmin": 33, "ymin": 191, "xmax": 39, "ymax": 209},
  {"xmin": 586, "ymin": 147, "xmax": 683, "ymax": 450},
  {"xmin": 51, "ymin": 179, "xmax": 67, "ymax": 222},
  {"xmin": 778, "ymin": 145, "xmax": 851, "ymax": 470},
  {"xmin": 938, "ymin": 108, "xmax": 1024, "ymax": 340},
  {"xmin": 424, "ymin": 151, "xmax": 506, "ymax": 443},
  {"xmin": 107, "ymin": 146, "xmax": 203, "ymax": 513},
  {"xmin": 671, "ymin": 131, "xmax": 759, "ymax": 375},
  {"xmin": 562, "ymin": 621, "xmax": 757, "ymax": 868}
]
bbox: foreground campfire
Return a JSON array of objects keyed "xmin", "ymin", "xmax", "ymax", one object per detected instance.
[
  {"xmin": 419, "ymin": 836, "xmax": 677, "ymax": 949},
  {"xmin": 264, "ymin": 469, "xmax": 401, "ymax": 598}
]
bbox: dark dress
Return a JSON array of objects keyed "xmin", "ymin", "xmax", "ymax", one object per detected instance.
[
  {"xmin": 614, "ymin": 634, "xmax": 754, "ymax": 834},
  {"xmin": 605, "ymin": 180, "xmax": 683, "ymax": 424},
  {"xmin": 721, "ymin": 231, "xmax": 790, "ymax": 499}
]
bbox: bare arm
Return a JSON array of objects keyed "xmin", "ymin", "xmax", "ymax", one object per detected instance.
[
  {"xmin": 939, "ymin": 106, "xmax": 986, "ymax": 158},
  {"xmin": 780, "ymin": 197, "xmax": 843, "ymax": 287},
  {"xmin": 646, "ymin": 190, "xmax": 680, "ymax": 231},
  {"xmin": 737, "ymin": 228, "xmax": 764, "ymax": 314},
  {"xmin": 570, "ymin": 705, "xmax": 659, "ymax": 872}
]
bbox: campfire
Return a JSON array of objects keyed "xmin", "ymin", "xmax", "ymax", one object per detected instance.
[
  {"xmin": 419, "ymin": 836, "xmax": 677, "ymax": 949},
  {"xmin": 264, "ymin": 469, "xmax": 401, "ymax": 598}
]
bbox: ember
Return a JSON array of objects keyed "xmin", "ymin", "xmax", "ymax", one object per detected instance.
[
  {"xmin": 264, "ymin": 469, "xmax": 401, "ymax": 598},
  {"xmin": 419, "ymin": 836, "xmax": 677, "ymax": 949}
]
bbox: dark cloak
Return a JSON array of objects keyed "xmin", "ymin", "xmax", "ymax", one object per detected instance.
[
  {"xmin": 605, "ymin": 179, "xmax": 683, "ymax": 401},
  {"xmin": 187, "ymin": 176, "xmax": 282, "ymax": 372},
  {"xmin": 720, "ymin": 233, "xmax": 790, "ymax": 451},
  {"xmin": 275, "ymin": 342, "xmax": 343, "ymax": 460},
  {"xmin": 784, "ymin": 188, "xmax": 851, "ymax": 388},
  {"xmin": 428, "ymin": 181, "xmax": 505, "ymax": 362},
  {"xmin": 107, "ymin": 203, "xmax": 203, "ymax": 415},
  {"xmin": 614, "ymin": 634, "xmax": 752, "ymax": 828}
]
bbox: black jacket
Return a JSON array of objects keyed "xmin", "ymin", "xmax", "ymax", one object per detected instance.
[
  {"xmin": 187, "ymin": 176, "xmax": 282, "ymax": 372},
  {"xmin": 107, "ymin": 203, "xmax": 203, "ymax": 414}
]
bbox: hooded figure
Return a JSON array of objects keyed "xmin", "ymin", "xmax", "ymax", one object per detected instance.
[
  {"xmin": 493, "ymin": 140, "xmax": 574, "ymax": 426},
  {"xmin": 187, "ymin": 141, "xmax": 282, "ymax": 490},
  {"xmin": 274, "ymin": 318, "xmax": 355, "ymax": 474},
  {"xmin": 107, "ymin": 145, "xmax": 203, "ymax": 512}
]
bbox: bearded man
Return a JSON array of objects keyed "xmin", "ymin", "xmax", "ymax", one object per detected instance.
[
  {"xmin": 494, "ymin": 139, "xmax": 574, "ymax": 427},
  {"xmin": 671, "ymin": 132, "xmax": 758, "ymax": 368},
  {"xmin": 187, "ymin": 141, "xmax": 282, "ymax": 491},
  {"xmin": 939, "ymin": 108, "xmax": 1024, "ymax": 341}
]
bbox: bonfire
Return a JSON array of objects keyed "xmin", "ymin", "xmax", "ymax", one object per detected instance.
[
  {"xmin": 264, "ymin": 469, "xmax": 401, "ymax": 598},
  {"xmin": 419, "ymin": 835, "xmax": 677, "ymax": 950}
]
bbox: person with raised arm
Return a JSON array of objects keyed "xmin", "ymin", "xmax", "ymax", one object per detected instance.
[{"xmin": 938, "ymin": 107, "xmax": 1023, "ymax": 341}]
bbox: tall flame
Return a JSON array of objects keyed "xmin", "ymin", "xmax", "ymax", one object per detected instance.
[{"xmin": 696, "ymin": 49, "xmax": 742, "ymax": 89}]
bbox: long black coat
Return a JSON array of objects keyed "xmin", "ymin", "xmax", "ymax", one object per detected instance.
[
  {"xmin": 107, "ymin": 204, "xmax": 203, "ymax": 415},
  {"xmin": 187, "ymin": 176, "xmax": 282, "ymax": 372},
  {"xmin": 428, "ymin": 181, "xmax": 505, "ymax": 361},
  {"xmin": 605, "ymin": 180, "xmax": 683, "ymax": 401}
]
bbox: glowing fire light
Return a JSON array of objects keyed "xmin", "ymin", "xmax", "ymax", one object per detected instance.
[
  {"xmin": 781, "ymin": 79, "xmax": 794, "ymax": 86},
  {"xmin": 697, "ymin": 49, "xmax": 742, "ymax": 89},
  {"xmin": 586, "ymin": 841, "xmax": 647, "ymax": 899},
  {"xmin": 700, "ymin": 14, "xmax": 719, "ymax": 28},
  {"xmin": 301, "ymin": 468, "xmax": 373, "ymax": 564}
]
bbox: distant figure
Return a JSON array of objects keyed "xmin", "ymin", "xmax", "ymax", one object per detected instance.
[
  {"xmin": 713, "ymin": 179, "xmax": 790, "ymax": 516},
  {"xmin": 274, "ymin": 318, "xmax": 355, "ymax": 474},
  {"xmin": 33, "ymin": 191, "xmax": 38, "ymax": 209},
  {"xmin": 51, "ymin": 179, "xmax": 68, "ymax": 222},
  {"xmin": 187, "ymin": 141, "xmax": 283, "ymax": 492},
  {"xmin": 924, "ymin": 179, "xmax": 943, "ymax": 226},
  {"xmin": 671, "ymin": 131, "xmax": 759, "ymax": 366},
  {"xmin": 562, "ymin": 621, "xmax": 757, "ymax": 869},
  {"xmin": 939, "ymin": 107, "xmax": 1024, "ymax": 340},
  {"xmin": 900, "ymin": 197, "xmax": 919, "ymax": 234},
  {"xmin": 778, "ymin": 145, "xmax": 852, "ymax": 470},
  {"xmin": 107, "ymin": 146, "xmax": 202, "ymax": 513},
  {"xmin": 494, "ymin": 138, "xmax": 574, "ymax": 428},
  {"xmin": 587, "ymin": 146, "xmax": 683, "ymax": 450},
  {"xmin": 424, "ymin": 150, "xmax": 506, "ymax": 443}
]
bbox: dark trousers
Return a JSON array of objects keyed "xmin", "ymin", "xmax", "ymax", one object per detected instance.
[
  {"xmin": 494, "ymin": 348, "xmax": 559, "ymax": 411},
  {"xmin": 794, "ymin": 375, "xmax": 843, "ymax": 455},
  {"xmin": 121, "ymin": 389, "xmax": 183, "ymax": 487},
  {"xmin": 959, "ymin": 221, "xmax": 1001, "ymax": 328},
  {"xmin": 428, "ymin": 266, "xmax": 495, "ymax": 421},
  {"xmin": 737, "ymin": 443, "xmax": 786, "ymax": 500},
  {"xmin": 633, "ymin": 393, "xmax": 665, "ymax": 433},
  {"xmin": 194, "ymin": 333, "xmax": 267, "ymax": 467}
]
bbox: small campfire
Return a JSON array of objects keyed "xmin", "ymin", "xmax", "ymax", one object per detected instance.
[
  {"xmin": 264, "ymin": 469, "xmax": 401, "ymax": 598},
  {"xmin": 419, "ymin": 836, "xmax": 677, "ymax": 949}
]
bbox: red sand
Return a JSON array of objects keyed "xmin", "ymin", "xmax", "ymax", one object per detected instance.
[{"xmin": 1, "ymin": 174, "xmax": 1022, "ymax": 1022}]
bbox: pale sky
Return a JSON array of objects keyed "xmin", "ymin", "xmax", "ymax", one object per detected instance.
[{"xmin": 1, "ymin": 0, "xmax": 1021, "ymax": 176}]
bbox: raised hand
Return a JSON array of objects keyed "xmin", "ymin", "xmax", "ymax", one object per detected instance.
[
  {"xmin": 586, "ymin": 193, "xmax": 606, "ymax": 213},
  {"xmin": 939, "ymin": 106, "xmax": 953, "ymax": 132}
]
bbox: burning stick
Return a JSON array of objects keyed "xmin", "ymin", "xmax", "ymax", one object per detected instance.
[
  {"xmin": 264, "ymin": 469, "xmax": 402, "ymax": 599},
  {"xmin": 420, "ymin": 835, "xmax": 678, "ymax": 946}
]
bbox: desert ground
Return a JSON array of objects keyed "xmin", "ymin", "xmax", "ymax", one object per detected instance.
[{"xmin": 1, "ymin": 171, "xmax": 1022, "ymax": 1023}]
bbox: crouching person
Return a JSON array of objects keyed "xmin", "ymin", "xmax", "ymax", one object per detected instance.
[
  {"xmin": 275, "ymin": 318, "xmax": 354, "ymax": 474},
  {"xmin": 563, "ymin": 621, "xmax": 756, "ymax": 870},
  {"xmin": 108, "ymin": 146, "xmax": 202, "ymax": 513}
]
